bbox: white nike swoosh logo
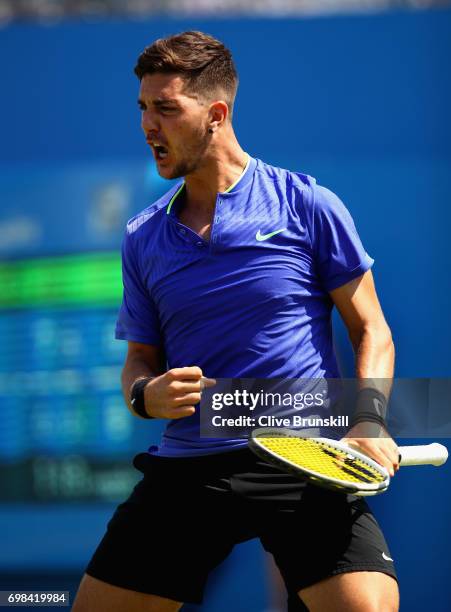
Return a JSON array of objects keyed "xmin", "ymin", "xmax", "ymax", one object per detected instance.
[
  {"xmin": 382, "ymin": 552, "xmax": 394, "ymax": 562},
  {"xmin": 256, "ymin": 228, "xmax": 287, "ymax": 241}
]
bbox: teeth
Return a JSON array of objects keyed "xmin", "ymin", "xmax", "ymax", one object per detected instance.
[{"xmin": 153, "ymin": 144, "xmax": 168, "ymax": 160}]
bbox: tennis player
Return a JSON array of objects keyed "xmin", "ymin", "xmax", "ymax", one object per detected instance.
[{"xmin": 73, "ymin": 31, "xmax": 400, "ymax": 612}]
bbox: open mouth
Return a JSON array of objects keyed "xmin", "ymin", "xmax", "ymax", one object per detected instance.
[{"xmin": 153, "ymin": 144, "xmax": 169, "ymax": 161}]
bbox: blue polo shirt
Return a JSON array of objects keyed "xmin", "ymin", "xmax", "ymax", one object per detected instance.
[{"xmin": 116, "ymin": 157, "xmax": 373, "ymax": 456}]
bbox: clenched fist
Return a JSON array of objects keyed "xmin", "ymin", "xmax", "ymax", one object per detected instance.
[{"xmin": 143, "ymin": 366, "xmax": 216, "ymax": 419}]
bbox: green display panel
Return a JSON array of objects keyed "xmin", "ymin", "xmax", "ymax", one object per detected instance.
[{"xmin": 0, "ymin": 252, "xmax": 122, "ymax": 308}]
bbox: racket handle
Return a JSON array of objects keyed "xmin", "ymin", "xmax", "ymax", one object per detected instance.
[{"xmin": 399, "ymin": 443, "xmax": 448, "ymax": 467}]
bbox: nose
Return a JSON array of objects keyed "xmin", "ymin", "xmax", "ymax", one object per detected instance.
[{"xmin": 141, "ymin": 108, "xmax": 159, "ymax": 134}]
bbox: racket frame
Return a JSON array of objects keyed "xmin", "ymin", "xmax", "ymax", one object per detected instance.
[{"xmin": 249, "ymin": 427, "xmax": 390, "ymax": 496}]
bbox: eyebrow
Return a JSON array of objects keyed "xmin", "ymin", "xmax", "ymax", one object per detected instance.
[{"xmin": 137, "ymin": 98, "xmax": 179, "ymax": 108}]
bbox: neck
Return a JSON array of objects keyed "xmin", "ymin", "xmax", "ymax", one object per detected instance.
[{"xmin": 184, "ymin": 127, "xmax": 247, "ymax": 212}]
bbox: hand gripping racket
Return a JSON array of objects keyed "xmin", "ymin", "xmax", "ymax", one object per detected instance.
[{"xmin": 249, "ymin": 428, "xmax": 448, "ymax": 496}]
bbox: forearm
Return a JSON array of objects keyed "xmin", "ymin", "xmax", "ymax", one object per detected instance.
[
  {"xmin": 345, "ymin": 324, "xmax": 398, "ymax": 473},
  {"xmin": 332, "ymin": 273, "xmax": 398, "ymax": 471},
  {"xmin": 351, "ymin": 323, "xmax": 395, "ymax": 397},
  {"xmin": 121, "ymin": 353, "xmax": 163, "ymax": 417}
]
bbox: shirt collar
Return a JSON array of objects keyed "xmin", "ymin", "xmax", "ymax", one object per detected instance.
[{"xmin": 166, "ymin": 155, "xmax": 257, "ymax": 217}]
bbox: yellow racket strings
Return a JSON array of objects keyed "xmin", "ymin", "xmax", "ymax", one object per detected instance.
[{"xmin": 258, "ymin": 437, "xmax": 386, "ymax": 484}]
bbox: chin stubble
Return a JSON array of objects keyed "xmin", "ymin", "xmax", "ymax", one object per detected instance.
[{"xmin": 166, "ymin": 128, "xmax": 211, "ymax": 180}]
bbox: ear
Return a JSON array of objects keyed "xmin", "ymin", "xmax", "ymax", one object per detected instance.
[{"xmin": 208, "ymin": 100, "xmax": 229, "ymax": 133}]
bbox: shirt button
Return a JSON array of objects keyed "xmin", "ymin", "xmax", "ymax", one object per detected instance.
[
  {"xmin": 196, "ymin": 241, "xmax": 203, "ymax": 247},
  {"xmin": 179, "ymin": 228, "xmax": 186, "ymax": 235},
  {"xmin": 215, "ymin": 216, "xmax": 220, "ymax": 223}
]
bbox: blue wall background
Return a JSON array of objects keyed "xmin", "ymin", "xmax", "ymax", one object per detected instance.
[{"xmin": 1, "ymin": 10, "xmax": 450, "ymax": 611}]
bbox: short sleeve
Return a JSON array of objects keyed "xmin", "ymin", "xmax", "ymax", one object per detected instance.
[
  {"xmin": 311, "ymin": 185, "xmax": 374, "ymax": 291},
  {"xmin": 115, "ymin": 229, "xmax": 162, "ymax": 345}
]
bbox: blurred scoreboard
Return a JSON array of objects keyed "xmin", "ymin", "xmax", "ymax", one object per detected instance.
[{"xmin": 0, "ymin": 252, "xmax": 164, "ymax": 502}]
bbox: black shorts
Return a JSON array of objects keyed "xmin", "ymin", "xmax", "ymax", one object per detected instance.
[{"xmin": 86, "ymin": 448, "xmax": 397, "ymax": 606}]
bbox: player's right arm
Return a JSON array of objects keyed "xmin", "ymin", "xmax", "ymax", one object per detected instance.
[
  {"xmin": 121, "ymin": 342, "xmax": 214, "ymax": 420},
  {"xmin": 118, "ymin": 219, "xmax": 214, "ymax": 420}
]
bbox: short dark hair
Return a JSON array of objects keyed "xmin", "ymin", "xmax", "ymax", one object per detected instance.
[{"xmin": 134, "ymin": 31, "xmax": 238, "ymax": 117}]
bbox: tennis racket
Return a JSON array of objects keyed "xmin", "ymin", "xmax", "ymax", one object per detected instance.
[{"xmin": 249, "ymin": 427, "xmax": 448, "ymax": 496}]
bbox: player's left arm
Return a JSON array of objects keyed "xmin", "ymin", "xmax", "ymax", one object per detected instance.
[{"xmin": 330, "ymin": 269, "xmax": 399, "ymax": 476}]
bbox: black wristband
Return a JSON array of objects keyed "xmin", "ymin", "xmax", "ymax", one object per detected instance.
[
  {"xmin": 130, "ymin": 377, "xmax": 154, "ymax": 419},
  {"xmin": 351, "ymin": 387, "xmax": 388, "ymax": 429}
]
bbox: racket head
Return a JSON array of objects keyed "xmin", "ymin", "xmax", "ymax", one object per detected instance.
[{"xmin": 249, "ymin": 427, "xmax": 390, "ymax": 496}]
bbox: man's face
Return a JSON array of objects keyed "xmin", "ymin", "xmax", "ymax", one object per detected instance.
[{"xmin": 138, "ymin": 72, "xmax": 211, "ymax": 180}]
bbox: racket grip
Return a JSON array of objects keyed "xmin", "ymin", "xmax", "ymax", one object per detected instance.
[{"xmin": 399, "ymin": 443, "xmax": 448, "ymax": 467}]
